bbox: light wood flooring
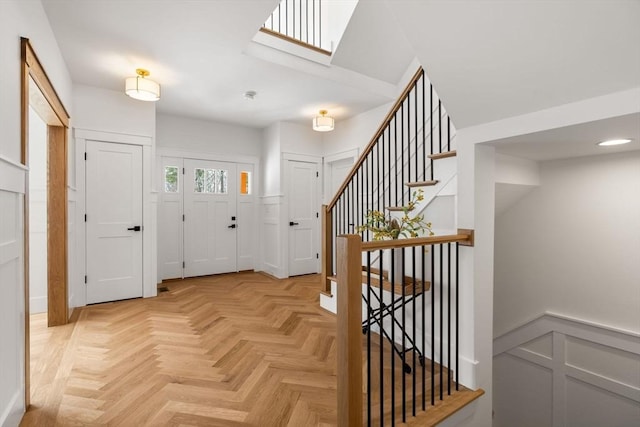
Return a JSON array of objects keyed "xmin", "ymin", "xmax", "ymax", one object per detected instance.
[
  {"xmin": 22, "ymin": 272, "xmax": 481, "ymax": 427},
  {"xmin": 23, "ymin": 273, "xmax": 338, "ymax": 426}
]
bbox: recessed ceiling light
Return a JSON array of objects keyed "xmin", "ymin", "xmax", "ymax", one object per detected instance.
[{"xmin": 597, "ymin": 138, "xmax": 632, "ymax": 146}]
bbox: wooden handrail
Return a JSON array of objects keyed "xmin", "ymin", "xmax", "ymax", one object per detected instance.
[
  {"xmin": 361, "ymin": 229, "xmax": 474, "ymax": 251},
  {"xmin": 326, "ymin": 67, "xmax": 424, "ymax": 210}
]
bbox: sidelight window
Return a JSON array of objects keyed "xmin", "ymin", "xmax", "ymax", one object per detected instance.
[{"xmin": 164, "ymin": 166, "xmax": 179, "ymax": 192}]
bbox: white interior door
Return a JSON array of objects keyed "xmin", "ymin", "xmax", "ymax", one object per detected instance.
[
  {"xmin": 86, "ymin": 141, "xmax": 143, "ymax": 304},
  {"xmin": 159, "ymin": 157, "xmax": 183, "ymax": 280},
  {"xmin": 288, "ymin": 160, "xmax": 319, "ymax": 276},
  {"xmin": 184, "ymin": 159, "xmax": 237, "ymax": 277}
]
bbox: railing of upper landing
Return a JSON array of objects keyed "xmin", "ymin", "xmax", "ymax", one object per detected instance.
[{"xmin": 262, "ymin": 0, "xmax": 331, "ymax": 54}]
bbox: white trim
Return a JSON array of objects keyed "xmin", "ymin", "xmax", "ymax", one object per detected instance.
[
  {"xmin": 74, "ymin": 128, "xmax": 152, "ymax": 146},
  {"xmin": 282, "ymin": 152, "xmax": 322, "ymax": 163},
  {"xmin": 0, "ymin": 389, "xmax": 23, "ymax": 427},
  {"xmin": 157, "ymin": 147, "xmax": 259, "ymax": 166},
  {"xmin": 0, "ymin": 157, "xmax": 26, "ymax": 194},
  {"xmin": 0, "ymin": 154, "xmax": 28, "ymax": 170},
  {"xmin": 323, "ymin": 147, "xmax": 359, "ymax": 164}
]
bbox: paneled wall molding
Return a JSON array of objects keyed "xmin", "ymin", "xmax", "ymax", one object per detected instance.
[
  {"xmin": 494, "ymin": 311, "xmax": 640, "ymax": 356},
  {"xmin": 494, "ymin": 311, "xmax": 640, "ymax": 427},
  {"xmin": 0, "ymin": 155, "xmax": 27, "ymax": 194}
]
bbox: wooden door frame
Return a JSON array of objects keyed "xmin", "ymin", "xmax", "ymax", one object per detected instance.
[{"xmin": 21, "ymin": 37, "xmax": 70, "ymax": 408}]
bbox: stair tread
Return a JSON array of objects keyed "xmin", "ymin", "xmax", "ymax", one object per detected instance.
[
  {"xmin": 428, "ymin": 150, "xmax": 457, "ymax": 160},
  {"xmin": 405, "ymin": 180, "xmax": 439, "ymax": 187}
]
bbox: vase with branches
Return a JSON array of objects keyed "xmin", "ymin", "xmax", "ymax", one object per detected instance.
[{"xmin": 356, "ymin": 189, "xmax": 434, "ymax": 240}]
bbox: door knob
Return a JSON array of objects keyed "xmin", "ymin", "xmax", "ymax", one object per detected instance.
[
  {"xmin": 228, "ymin": 224, "xmax": 237, "ymax": 229},
  {"xmin": 127, "ymin": 225, "xmax": 142, "ymax": 231},
  {"xmin": 289, "ymin": 221, "xmax": 299, "ymax": 226}
]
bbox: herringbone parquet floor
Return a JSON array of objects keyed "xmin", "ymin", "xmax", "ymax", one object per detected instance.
[{"xmin": 22, "ymin": 272, "xmax": 339, "ymax": 427}]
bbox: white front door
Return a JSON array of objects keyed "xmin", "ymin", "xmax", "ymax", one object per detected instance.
[
  {"xmin": 158, "ymin": 157, "xmax": 183, "ymax": 280},
  {"xmin": 184, "ymin": 159, "xmax": 237, "ymax": 277},
  {"xmin": 288, "ymin": 160, "xmax": 319, "ymax": 276},
  {"xmin": 86, "ymin": 141, "xmax": 143, "ymax": 304}
]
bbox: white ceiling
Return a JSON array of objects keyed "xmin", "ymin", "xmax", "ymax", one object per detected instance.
[
  {"xmin": 489, "ymin": 113, "xmax": 640, "ymax": 161},
  {"xmin": 41, "ymin": 0, "xmax": 396, "ymax": 128},
  {"xmin": 41, "ymin": 0, "xmax": 640, "ymax": 156},
  {"xmin": 388, "ymin": 0, "xmax": 640, "ymax": 128}
]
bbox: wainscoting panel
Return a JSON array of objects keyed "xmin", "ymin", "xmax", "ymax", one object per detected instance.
[
  {"xmin": 0, "ymin": 156, "xmax": 26, "ymax": 426},
  {"xmin": 493, "ymin": 312, "xmax": 640, "ymax": 427}
]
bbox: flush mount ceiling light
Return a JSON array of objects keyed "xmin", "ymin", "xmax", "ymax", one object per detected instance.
[
  {"xmin": 597, "ymin": 138, "xmax": 632, "ymax": 146},
  {"xmin": 313, "ymin": 110, "xmax": 334, "ymax": 132},
  {"xmin": 125, "ymin": 68, "xmax": 160, "ymax": 102}
]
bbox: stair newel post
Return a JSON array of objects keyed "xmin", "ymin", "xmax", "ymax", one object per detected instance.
[
  {"xmin": 337, "ymin": 234, "xmax": 363, "ymax": 427},
  {"xmin": 322, "ymin": 205, "xmax": 332, "ymax": 293}
]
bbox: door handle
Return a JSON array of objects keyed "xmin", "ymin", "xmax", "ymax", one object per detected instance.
[
  {"xmin": 228, "ymin": 224, "xmax": 237, "ymax": 229},
  {"xmin": 289, "ymin": 221, "xmax": 299, "ymax": 226},
  {"xmin": 127, "ymin": 225, "xmax": 142, "ymax": 232}
]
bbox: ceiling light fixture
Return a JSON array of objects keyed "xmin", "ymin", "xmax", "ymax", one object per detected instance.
[
  {"xmin": 597, "ymin": 138, "xmax": 632, "ymax": 146},
  {"xmin": 125, "ymin": 68, "xmax": 160, "ymax": 102},
  {"xmin": 313, "ymin": 110, "xmax": 334, "ymax": 132},
  {"xmin": 244, "ymin": 90, "xmax": 257, "ymax": 100}
]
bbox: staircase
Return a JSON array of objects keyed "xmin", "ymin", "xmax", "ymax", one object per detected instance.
[{"xmin": 320, "ymin": 67, "xmax": 484, "ymax": 426}]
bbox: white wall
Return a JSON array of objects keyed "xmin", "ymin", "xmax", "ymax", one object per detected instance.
[
  {"xmin": 322, "ymin": 102, "xmax": 391, "ymax": 158},
  {"xmin": 74, "ymin": 85, "xmax": 156, "ymax": 138},
  {"xmin": 156, "ymin": 113, "xmax": 261, "ymax": 157},
  {"xmin": 494, "ymin": 151, "xmax": 640, "ymax": 337},
  {"xmin": 0, "ymin": 0, "xmax": 73, "ymax": 424},
  {"xmin": 280, "ymin": 121, "xmax": 323, "ymax": 157},
  {"xmin": 28, "ymin": 107, "xmax": 48, "ymax": 314}
]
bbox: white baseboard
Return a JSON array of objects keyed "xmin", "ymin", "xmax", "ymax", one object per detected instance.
[
  {"xmin": 0, "ymin": 390, "xmax": 23, "ymax": 427},
  {"xmin": 29, "ymin": 295, "xmax": 47, "ymax": 314}
]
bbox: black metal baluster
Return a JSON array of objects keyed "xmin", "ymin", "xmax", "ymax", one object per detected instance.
[
  {"xmin": 407, "ymin": 87, "xmax": 411, "ymax": 186},
  {"xmin": 401, "ymin": 103, "xmax": 405, "ymax": 206},
  {"xmin": 438, "ymin": 99, "xmax": 442, "ymax": 154},
  {"xmin": 381, "ymin": 135, "xmax": 386, "ymax": 210},
  {"xmin": 379, "ymin": 250, "xmax": 384, "ymax": 425},
  {"xmin": 394, "ymin": 113, "xmax": 399, "ymax": 207},
  {"xmin": 439, "ymin": 243, "xmax": 443, "ymax": 401},
  {"xmin": 387, "ymin": 124, "xmax": 391, "ymax": 210},
  {"xmin": 447, "ymin": 242, "xmax": 451, "ymax": 396},
  {"xmin": 293, "ymin": 0, "xmax": 295, "ymax": 39},
  {"xmin": 391, "ymin": 248, "xmax": 396, "ymax": 425},
  {"xmin": 422, "ymin": 73, "xmax": 426, "ymax": 182},
  {"xmin": 421, "ymin": 245, "xmax": 426, "ymax": 411},
  {"xmin": 455, "ymin": 242, "xmax": 459, "ymax": 391},
  {"xmin": 431, "ymin": 244, "xmax": 435, "ymax": 406},
  {"xmin": 430, "ymin": 85, "xmax": 434, "ymax": 181},
  {"xmin": 319, "ymin": 0, "xmax": 322, "ymax": 49},
  {"xmin": 401, "ymin": 247, "xmax": 406, "ymax": 423},
  {"xmin": 285, "ymin": 0, "xmax": 288, "ymax": 36},
  {"xmin": 414, "ymin": 82, "xmax": 418, "ymax": 184},
  {"xmin": 412, "ymin": 246, "xmax": 416, "ymax": 416},
  {"xmin": 367, "ymin": 251, "xmax": 372, "ymax": 426},
  {"xmin": 447, "ymin": 116, "xmax": 451, "ymax": 153}
]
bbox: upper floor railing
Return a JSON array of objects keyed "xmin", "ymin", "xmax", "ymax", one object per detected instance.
[{"xmin": 262, "ymin": 0, "xmax": 330, "ymax": 55}]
